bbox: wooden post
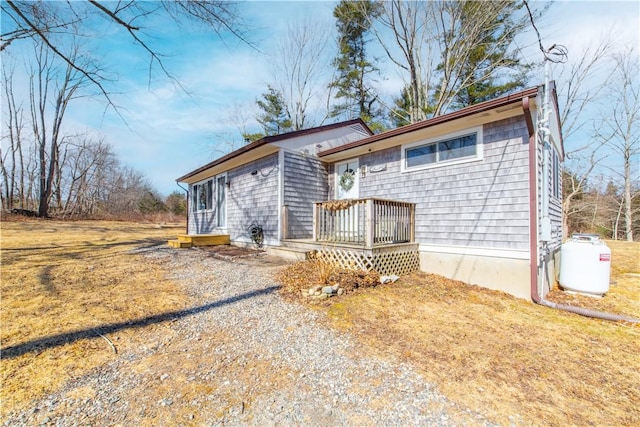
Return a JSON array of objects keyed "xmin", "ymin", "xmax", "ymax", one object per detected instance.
[
  {"xmin": 410, "ymin": 203, "xmax": 416, "ymax": 243},
  {"xmin": 312, "ymin": 202, "xmax": 318, "ymax": 241},
  {"xmin": 281, "ymin": 204, "xmax": 288, "ymax": 240},
  {"xmin": 365, "ymin": 199, "xmax": 374, "ymax": 249}
]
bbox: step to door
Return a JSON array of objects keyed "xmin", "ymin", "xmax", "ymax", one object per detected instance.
[
  {"xmin": 168, "ymin": 240, "xmax": 192, "ymax": 248},
  {"xmin": 169, "ymin": 234, "xmax": 230, "ymax": 248}
]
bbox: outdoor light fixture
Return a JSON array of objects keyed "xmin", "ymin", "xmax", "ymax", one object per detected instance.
[
  {"xmin": 251, "ymin": 170, "xmax": 258, "ymax": 175},
  {"xmin": 225, "ymin": 181, "xmax": 231, "ymax": 188}
]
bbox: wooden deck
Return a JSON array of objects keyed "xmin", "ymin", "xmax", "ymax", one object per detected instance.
[
  {"xmin": 279, "ymin": 239, "xmax": 419, "ymax": 276},
  {"xmin": 313, "ymin": 198, "xmax": 415, "ymax": 248}
]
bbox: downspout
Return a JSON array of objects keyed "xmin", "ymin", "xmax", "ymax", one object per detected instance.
[
  {"xmin": 523, "ymin": 96, "xmax": 639, "ymax": 324},
  {"xmin": 177, "ymin": 182, "xmax": 189, "ymax": 235}
]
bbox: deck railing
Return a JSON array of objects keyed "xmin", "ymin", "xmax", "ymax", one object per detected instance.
[{"xmin": 313, "ymin": 198, "xmax": 415, "ymax": 248}]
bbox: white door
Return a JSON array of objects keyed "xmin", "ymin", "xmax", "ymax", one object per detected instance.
[
  {"xmin": 334, "ymin": 159, "xmax": 360, "ymax": 242},
  {"xmin": 335, "ymin": 159, "xmax": 359, "ymax": 200},
  {"xmin": 216, "ymin": 174, "xmax": 226, "ymax": 228}
]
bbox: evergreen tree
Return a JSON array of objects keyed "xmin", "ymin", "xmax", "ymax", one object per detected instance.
[
  {"xmin": 165, "ymin": 191, "xmax": 187, "ymax": 216},
  {"xmin": 330, "ymin": 0, "xmax": 383, "ymax": 131},
  {"xmin": 256, "ymin": 86, "xmax": 293, "ymax": 136},
  {"xmin": 390, "ymin": 85, "xmax": 430, "ymax": 128},
  {"xmin": 138, "ymin": 189, "xmax": 167, "ymax": 214}
]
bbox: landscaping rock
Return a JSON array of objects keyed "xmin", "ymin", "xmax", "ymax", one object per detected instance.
[
  {"xmin": 380, "ymin": 275, "xmax": 400, "ymax": 284},
  {"xmin": 322, "ymin": 286, "xmax": 337, "ymax": 295}
]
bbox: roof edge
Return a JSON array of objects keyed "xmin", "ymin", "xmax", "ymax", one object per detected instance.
[
  {"xmin": 176, "ymin": 118, "xmax": 372, "ymax": 182},
  {"xmin": 318, "ymin": 86, "xmax": 540, "ymax": 157}
]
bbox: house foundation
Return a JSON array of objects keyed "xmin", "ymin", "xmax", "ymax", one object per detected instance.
[{"xmin": 419, "ymin": 249, "xmax": 531, "ymax": 300}]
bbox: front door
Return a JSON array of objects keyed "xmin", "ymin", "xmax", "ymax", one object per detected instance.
[
  {"xmin": 216, "ymin": 174, "xmax": 226, "ymax": 228},
  {"xmin": 334, "ymin": 159, "xmax": 360, "ymax": 241},
  {"xmin": 335, "ymin": 159, "xmax": 359, "ymax": 200}
]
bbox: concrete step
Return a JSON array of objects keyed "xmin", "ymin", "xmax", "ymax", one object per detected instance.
[
  {"xmin": 266, "ymin": 244, "xmax": 319, "ymax": 261},
  {"xmin": 279, "ymin": 240, "xmax": 322, "ymax": 251}
]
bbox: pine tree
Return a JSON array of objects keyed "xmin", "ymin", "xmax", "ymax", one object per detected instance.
[
  {"xmin": 330, "ymin": 0, "xmax": 383, "ymax": 131},
  {"xmin": 256, "ymin": 86, "xmax": 293, "ymax": 136}
]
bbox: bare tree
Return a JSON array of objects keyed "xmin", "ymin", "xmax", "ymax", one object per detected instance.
[
  {"xmin": 372, "ymin": 0, "xmax": 431, "ymax": 123},
  {"xmin": 58, "ymin": 136, "xmax": 112, "ymax": 217},
  {"xmin": 429, "ymin": 0, "xmax": 533, "ymax": 116},
  {"xmin": 0, "ymin": 63, "xmax": 27, "ymax": 210},
  {"xmin": 1, "ymin": 1, "xmax": 249, "ymax": 107},
  {"xmin": 27, "ymin": 40, "xmax": 91, "ymax": 217},
  {"xmin": 550, "ymin": 37, "xmax": 616, "ymax": 238},
  {"xmin": 595, "ymin": 46, "xmax": 640, "ymax": 241},
  {"xmin": 271, "ymin": 19, "xmax": 332, "ymax": 130},
  {"xmin": 368, "ymin": 0, "xmax": 535, "ymax": 123},
  {"xmin": 208, "ymin": 101, "xmax": 260, "ymax": 159}
]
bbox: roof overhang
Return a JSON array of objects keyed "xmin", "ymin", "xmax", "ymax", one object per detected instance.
[
  {"xmin": 318, "ymin": 87, "xmax": 540, "ymax": 162},
  {"xmin": 178, "ymin": 143, "xmax": 280, "ymax": 184},
  {"xmin": 176, "ymin": 118, "xmax": 371, "ymax": 184}
]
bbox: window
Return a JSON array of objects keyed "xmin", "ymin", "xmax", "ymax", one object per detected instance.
[
  {"xmin": 403, "ymin": 128, "xmax": 482, "ymax": 171},
  {"xmin": 552, "ymin": 149, "xmax": 561, "ymax": 199},
  {"xmin": 216, "ymin": 175, "xmax": 226, "ymax": 227},
  {"xmin": 191, "ymin": 179, "xmax": 213, "ymax": 212}
]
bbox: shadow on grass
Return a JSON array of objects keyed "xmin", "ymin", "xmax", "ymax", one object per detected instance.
[
  {"xmin": 0, "ymin": 239, "xmax": 168, "ymax": 267},
  {"xmin": 1, "ymin": 285, "xmax": 279, "ymax": 359},
  {"xmin": 0, "ymin": 238, "xmax": 166, "ymax": 252}
]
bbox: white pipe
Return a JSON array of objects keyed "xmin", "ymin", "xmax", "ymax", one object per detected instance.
[{"xmin": 540, "ymin": 60, "xmax": 552, "ymax": 241}]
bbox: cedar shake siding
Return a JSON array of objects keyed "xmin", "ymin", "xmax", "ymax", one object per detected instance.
[
  {"xmin": 190, "ymin": 208, "xmax": 216, "ymax": 235},
  {"xmin": 283, "ymin": 151, "xmax": 329, "ymax": 239},
  {"xmin": 188, "ymin": 154, "xmax": 280, "ymax": 242},
  {"xmin": 227, "ymin": 154, "xmax": 280, "ymax": 246},
  {"xmin": 333, "ymin": 116, "xmax": 532, "ymax": 250}
]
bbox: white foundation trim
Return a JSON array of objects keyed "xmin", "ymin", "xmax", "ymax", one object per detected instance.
[{"xmin": 419, "ymin": 244, "xmax": 530, "ymax": 260}]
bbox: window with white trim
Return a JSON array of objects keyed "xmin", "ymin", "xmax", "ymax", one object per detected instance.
[
  {"xmin": 191, "ymin": 179, "xmax": 213, "ymax": 212},
  {"xmin": 402, "ymin": 127, "xmax": 482, "ymax": 171},
  {"xmin": 552, "ymin": 148, "xmax": 561, "ymax": 199}
]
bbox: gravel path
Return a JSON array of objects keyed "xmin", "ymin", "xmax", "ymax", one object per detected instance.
[{"xmin": 4, "ymin": 245, "xmax": 493, "ymax": 426}]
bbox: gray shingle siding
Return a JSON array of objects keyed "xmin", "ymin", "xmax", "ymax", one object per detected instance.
[
  {"xmin": 340, "ymin": 116, "xmax": 532, "ymax": 250},
  {"xmin": 188, "ymin": 154, "xmax": 280, "ymax": 243},
  {"xmin": 227, "ymin": 154, "xmax": 280, "ymax": 245},
  {"xmin": 283, "ymin": 151, "xmax": 329, "ymax": 239},
  {"xmin": 189, "ymin": 210, "xmax": 216, "ymax": 234}
]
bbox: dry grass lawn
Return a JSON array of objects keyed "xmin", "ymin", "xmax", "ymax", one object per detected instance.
[
  {"xmin": 0, "ymin": 218, "xmax": 189, "ymax": 418},
  {"xmin": 2, "ymin": 217, "xmax": 639, "ymax": 426},
  {"xmin": 309, "ymin": 240, "xmax": 639, "ymax": 426}
]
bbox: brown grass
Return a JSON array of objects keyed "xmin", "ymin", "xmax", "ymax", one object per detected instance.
[
  {"xmin": 276, "ymin": 259, "xmax": 380, "ymax": 301},
  {"xmin": 546, "ymin": 240, "xmax": 640, "ymax": 318},
  {"xmin": 0, "ymin": 219, "xmax": 189, "ymax": 417},
  {"xmin": 3, "ymin": 218, "xmax": 638, "ymax": 425},
  {"xmin": 277, "ymin": 241, "xmax": 640, "ymax": 426}
]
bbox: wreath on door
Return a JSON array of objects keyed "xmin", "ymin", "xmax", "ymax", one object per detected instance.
[{"xmin": 339, "ymin": 169, "xmax": 355, "ymax": 192}]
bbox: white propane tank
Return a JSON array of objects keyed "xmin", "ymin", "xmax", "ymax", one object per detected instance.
[{"xmin": 559, "ymin": 234, "xmax": 611, "ymax": 297}]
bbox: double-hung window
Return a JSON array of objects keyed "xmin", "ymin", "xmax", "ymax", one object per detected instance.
[
  {"xmin": 402, "ymin": 127, "xmax": 482, "ymax": 172},
  {"xmin": 191, "ymin": 179, "xmax": 213, "ymax": 212}
]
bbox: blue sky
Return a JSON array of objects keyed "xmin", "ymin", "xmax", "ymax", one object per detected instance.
[{"xmin": 2, "ymin": 1, "xmax": 639, "ymax": 196}]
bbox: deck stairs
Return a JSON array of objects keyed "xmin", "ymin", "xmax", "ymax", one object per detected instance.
[{"xmin": 167, "ymin": 234, "xmax": 230, "ymax": 248}]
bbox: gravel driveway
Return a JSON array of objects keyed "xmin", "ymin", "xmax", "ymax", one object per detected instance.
[{"xmin": 5, "ymin": 245, "xmax": 493, "ymax": 426}]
